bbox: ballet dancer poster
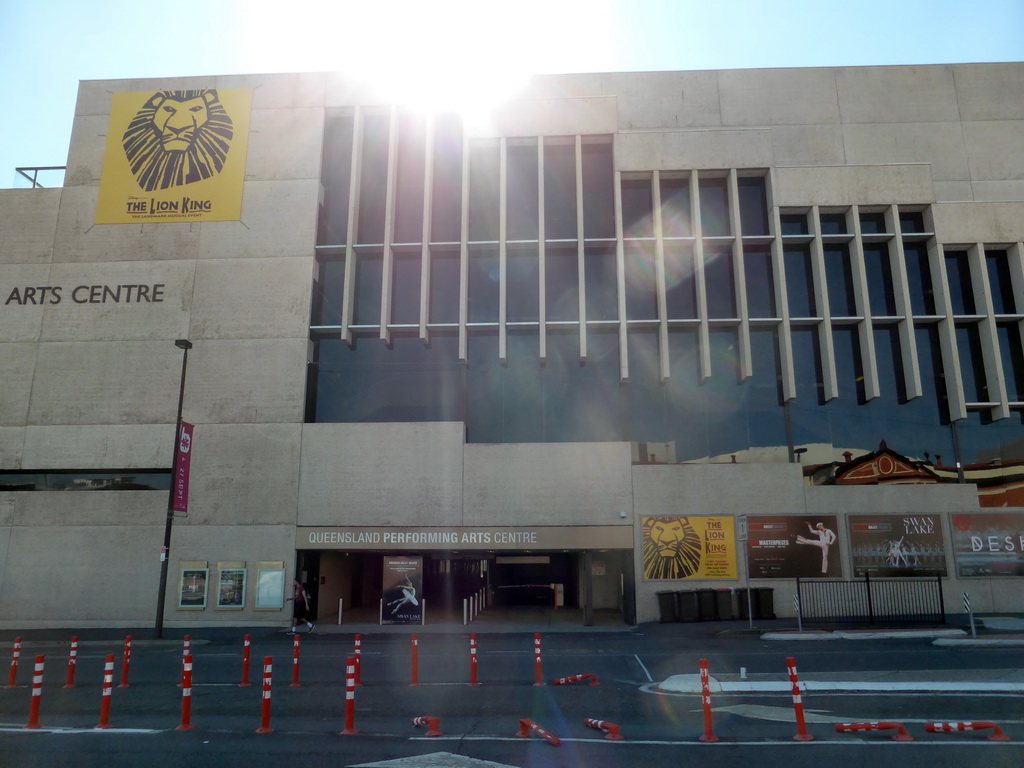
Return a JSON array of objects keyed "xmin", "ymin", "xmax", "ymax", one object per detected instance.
[
  {"xmin": 849, "ymin": 514, "xmax": 947, "ymax": 577},
  {"xmin": 745, "ymin": 516, "xmax": 841, "ymax": 578},
  {"xmin": 382, "ymin": 556, "xmax": 423, "ymax": 625}
]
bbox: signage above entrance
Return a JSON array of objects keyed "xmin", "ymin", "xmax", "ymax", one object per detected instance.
[{"xmin": 297, "ymin": 525, "xmax": 632, "ymax": 551}]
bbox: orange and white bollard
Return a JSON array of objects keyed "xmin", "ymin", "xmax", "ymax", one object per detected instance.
[
  {"xmin": 340, "ymin": 656, "xmax": 358, "ymax": 735},
  {"xmin": 64, "ymin": 637, "xmax": 78, "ymax": 689},
  {"xmin": 118, "ymin": 636, "xmax": 132, "ymax": 688},
  {"xmin": 835, "ymin": 722, "xmax": 913, "ymax": 741},
  {"xmin": 256, "ymin": 657, "xmax": 273, "ymax": 734},
  {"xmin": 469, "ymin": 634, "xmax": 480, "ymax": 686},
  {"xmin": 786, "ymin": 656, "xmax": 813, "ymax": 741},
  {"xmin": 177, "ymin": 654, "xmax": 195, "ymax": 731},
  {"xmin": 552, "ymin": 673, "xmax": 599, "ymax": 686},
  {"xmin": 926, "ymin": 721, "xmax": 1011, "ymax": 742},
  {"xmin": 239, "ymin": 635, "xmax": 252, "ymax": 688},
  {"xmin": 178, "ymin": 635, "xmax": 191, "ymax": 687},
  {"xmin": 410, "ymin": 634, "xmax": 419, "ymax": 687},
  {"xmin": 533, "ymin": 634, "xmax": 544, "ymax": 686},
  {"xmin": 516, "ymin": 718, "xmax": 560, "ymax": 746},
  {"xmin": 290, "ymin": 634, "xmax": 301, "ymax": 688},
  {"xmin": 412, "ymin": 715, "xmax": 443, "ymax": 737},
  {"xmin": 24, "ymin": 656, "xmax": 44, "ymax": 729},
  {"xmin": 96, "ymin": 654, "xmax": 115, "ymax": 729},
  {"xmin": 354, "ymin": 634, "xmax": 362, "ymax": 687},
  {"xmin": 584, "ymin": 717, "xmax": 624, "ymax": 741},
  {"xmin": 6, "ymin": 637, "xmax": 21, "ymax": 689},
  {"xmin": 698, "ymin": 658, "xmax": 719, "ymax": 743}
]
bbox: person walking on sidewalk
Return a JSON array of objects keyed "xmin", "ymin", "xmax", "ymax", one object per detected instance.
[{"xmin": 288, "ymin": 580, "xmax": 315, "ymax": 634}]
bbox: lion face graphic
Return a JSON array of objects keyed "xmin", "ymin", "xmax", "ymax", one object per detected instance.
[
  {"xmin": 122, "ymin": 90, "xmax": 234, "ymax": 192},
  {"xmin": 643, "ymin": 517, "xmax": 702, "ymax": 579}
]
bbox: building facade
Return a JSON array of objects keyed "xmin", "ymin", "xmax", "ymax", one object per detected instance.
[{"xmin": 2, "ymin": 63, "xmax": 1024, "ymax": 629}]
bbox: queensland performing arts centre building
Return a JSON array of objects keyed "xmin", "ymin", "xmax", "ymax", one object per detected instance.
[{"xmin": 3, "ymin": 63, "xmax": 1024, "ymax": 629}]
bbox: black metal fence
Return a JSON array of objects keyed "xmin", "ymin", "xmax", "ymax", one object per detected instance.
[{"xmin": 796, "ymin": 573, "xmax": 945, "ymax": 625}]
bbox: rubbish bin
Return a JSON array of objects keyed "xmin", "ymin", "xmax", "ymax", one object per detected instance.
[
  {"xmin": 677, "ymin": 590, "xmax": 699, "ymax": 622},
  {"xmin": 715, "ymin": 589, "xmax": 735, "ymax": 621},
  {"xmin": 696, "ymin": 589, "xmax": 718, "ymax": 621},
  {"xmin": 656, "ymin": 591, "xmax": 679, "ymax": 623},
  {"xmin": 736, "ymin": 588, "xmax": 752, "ymax": 620},
  {"xmin": 753, "ymin": 587, "xmax": 775, "ymax": 620}
]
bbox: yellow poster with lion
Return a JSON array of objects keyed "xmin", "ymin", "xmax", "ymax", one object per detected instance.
[
  {"xmin": 642, "ymin": 516, "xmax": 737, "ymax": 579},
  {"xmin": 96, "ymin": 88, "xmax": 253, "ymax": 224}
]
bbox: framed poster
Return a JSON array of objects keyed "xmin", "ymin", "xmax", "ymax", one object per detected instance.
[
  {"xmin": 382, "ymin": 556, "xmax": 423, "ymax": 625},
  {"xmin": 952, "ymin": 513, "xmax": 1024, "ymax": 577},
  {"xmin": 746, "ymin": 516, "xmax": 841, "ymax": 578},
  {"xmin": 217, "ymin": 567, "xmax": 247, "ymax": 609},
  {"xmin": 642, "ymin": 517, "xmax": 737, "ymax": 580},
  {"xmin": 178, "ymin": 567, "xmax": 208, "ymax": 609},
  {"xmin": 255, "ymin": 567, "xmax": 286, "ymax": 609},
  {"xmin": 849, "ymin": 515, "xmax": 946, "ymax": 577}
]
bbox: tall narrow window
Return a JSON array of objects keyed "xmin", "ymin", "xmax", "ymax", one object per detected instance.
[
  {"xmin": 622, "ymin": 177, "xmax": 654, "ymax": 239},
  {"xmin": 585, "ymin": 244, "xmax": 617, "ymax": 321},
  {"xmin": 660, "ymin": 176, "xmax": 692, "ymax": 238},
  {"xmin": 467, "ymin": 246, "xmax": 499, "ymax": 323},
  {"xmin": 390, "ymin": 252, "xmax": 421, "ymax": 325},
  {"xmin": 704, "ymin": 248, "xmax": 736, "ymax": 318},
  {"xmin": 904, "ymin": 242, "xmax": 935, "ymax": 315},
  {"xmin": 784, "ymin": 245, "xmax": 815, "ymax": 317},
  {"xmin": 744, "ymin": 245, "xmax": 775, "ymax": 318},
  {"xmin": 317, "ymin": 113, "xmax": 354, "ymax": 246},
  {"xmin": 392, "ymin": 113, "xmax": 427, "ymax": 244},
  {"xmin": 986, "ymin": 250, "xmax": 1016, "ymax": 314},
  {"xmin": 665, "ymin": 244, "xmax": 696, "ymax": 319},
  {"xmin": 864, "ymin": 243, "xmax": 896, "ymax": 316},
  {"xmin": 544, "ymin": 139, "xmax": 577, "ymax": 241},
  {"xmin": 824, "ymin": 244, "xmax": 857, "ymax": 316},
  {"xmin": 956, "ymin": 323, "xmax": 989, "ymax": 401},
  {"xmin": 625, "ymin": 242, "xmax": 658, "ymax": 321},
  {"xmin": 430, "ymin": 113, "xmax": 463, "ymax": 243},
  {"xmin": 581, "ymin": 138, "xmax": 614, "ymax": 239},
  {"xmin": 468, "ymin": 142, "xmax": 500, "ymax": 242},
  {"xmin": 357, "ymin": 113, "xmax": 390, "ymax": 245},
  {"xmin": 507, "ymin": 246, "xmax": 539, "ymax": 322},
  {"xmin": 945, "ymin": 251, "xmax": 975, "ymax": 315},
  {"xmin": 546, "ymin": 245, "xmax": 579, "ymax": 322},
  {"xmin": 507, "ymin": 140, "xmax": 539, "ymax": 241},
  {"xmin": 737, "ymin": 176, "xmax": 768, "ymax": 236},
  {"xmin": 699, "ymin": 177, "xmax": 730, "ymax": 237},
  {"xmin": 429, "ymin": 250, "xmax": 460, "ymax": 324},
  {"xmin": 352, "ymin": 250, "xmax": 383, "ymax": 326}
]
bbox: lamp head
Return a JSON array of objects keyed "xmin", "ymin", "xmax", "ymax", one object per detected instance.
[{"xmin": 174, "ymin": 339, "xmax": 193, "ymax": 350}]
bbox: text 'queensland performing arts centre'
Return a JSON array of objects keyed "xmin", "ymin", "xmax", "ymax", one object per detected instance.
[{"xmin": 2, "ymin": 62, "xmax": 1024, "ymax": 629}]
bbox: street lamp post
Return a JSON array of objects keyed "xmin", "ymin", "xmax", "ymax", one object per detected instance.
[{"xmin": 155, "ymin": 339, "xmax": 193, "ymax": 639}]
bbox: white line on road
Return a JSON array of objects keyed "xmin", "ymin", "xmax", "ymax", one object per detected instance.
[{"xmin": 634, "ymin": 654, "xmax": 654, "ymax": 682}]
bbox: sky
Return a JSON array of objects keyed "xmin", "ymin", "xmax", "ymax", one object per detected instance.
[{"xmin": 1, "ymin": 0, "xmax": 1022, "ymax": 189}]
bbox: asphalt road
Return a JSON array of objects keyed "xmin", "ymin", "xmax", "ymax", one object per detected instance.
[{"xmin": 1, "ymin": 622, "xmax": 1022, "ymax": 768}]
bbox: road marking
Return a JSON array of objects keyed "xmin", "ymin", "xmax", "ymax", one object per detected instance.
[
  {"xmin": 651, "ymin": 677, "xmax": 1024, "ymax": 695},
  {"xmin": 634, "ymin": 654, "xmax": 654, "ymax": 682},
  {"xmin": 705, "ymin": 704, "xmax": 1024, "ymax": 725},
  {"xmin": 0, "ymin": 726, "xmax": 159, "ymax": 735},
  {"xmin": 353, "ymin": 753, "xmax": 518, "ymax": 767}
]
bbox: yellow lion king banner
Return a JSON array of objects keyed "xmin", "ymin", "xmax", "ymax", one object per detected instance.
[
  {"xmin": 642, "ymin": 516, "xmax": 737, "ymax": 580},
  {"xmin": 96, "ymin": 88, "xmax": 253, "ymax": 224}
]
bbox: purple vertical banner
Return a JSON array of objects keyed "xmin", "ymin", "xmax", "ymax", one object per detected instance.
[{"xmin": 173, "ymin": 421, "xmax": 194, "ymax": 514}]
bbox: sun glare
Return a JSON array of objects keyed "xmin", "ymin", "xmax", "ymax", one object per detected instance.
[{"xmin": 316, "ymin": 2, "xmax": 540, "ymax": 119}]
